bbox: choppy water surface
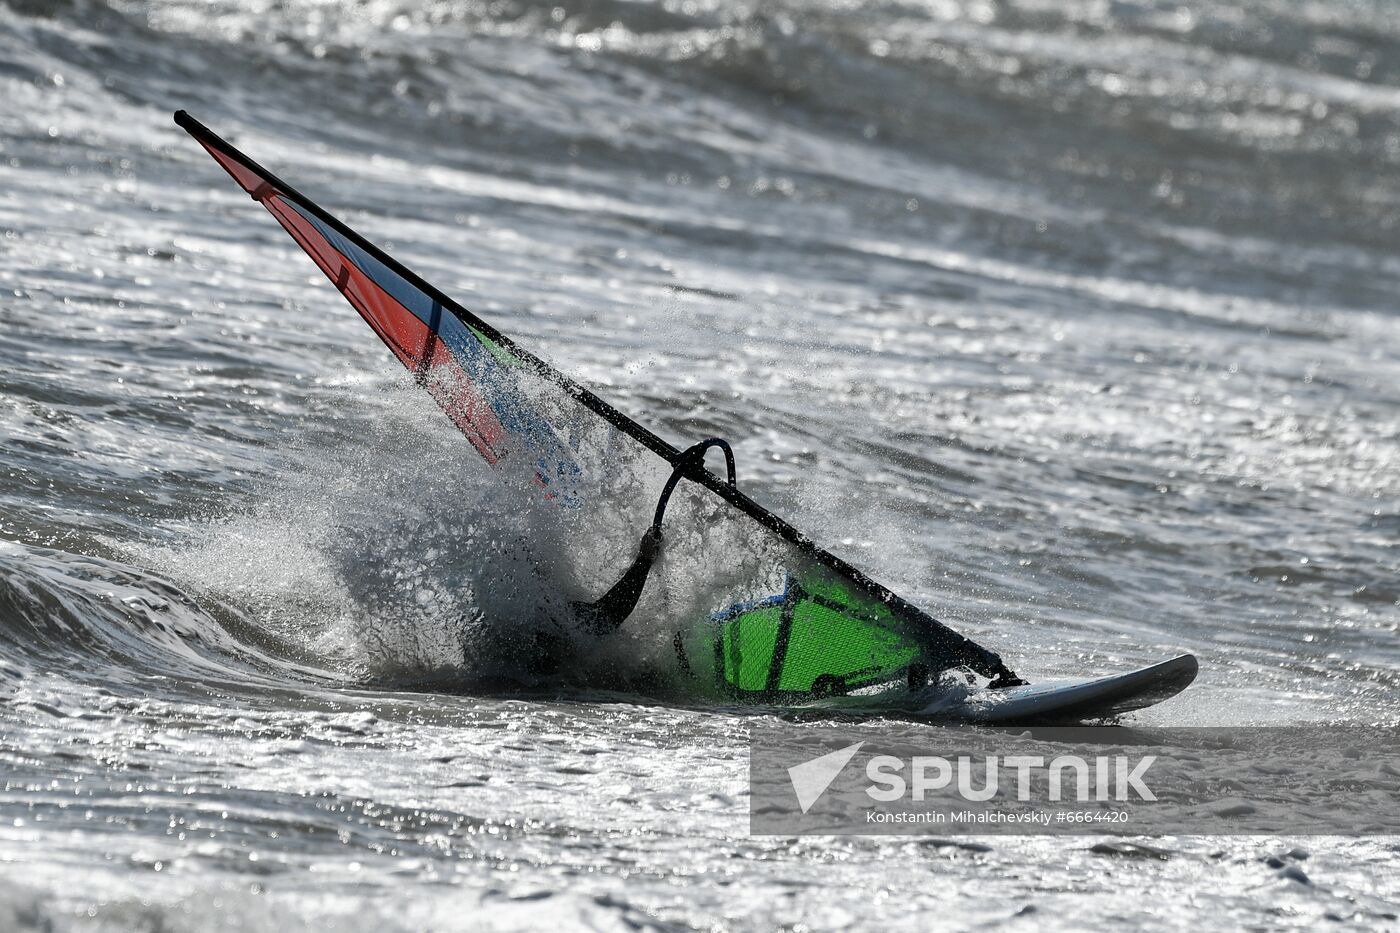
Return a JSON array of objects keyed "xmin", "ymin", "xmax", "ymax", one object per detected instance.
[{"xmin": 2, "ymin": 0, "xmax": 1399, "ymax": 927}]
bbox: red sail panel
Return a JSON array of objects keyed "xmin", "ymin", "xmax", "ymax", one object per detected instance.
[
  {"xmin": 266, "ymin": 194, "xmax": 510, "ymax": 464},
  {"xmin": 194, "ymin": 137, "xmax": 511, "ymax": 464}
]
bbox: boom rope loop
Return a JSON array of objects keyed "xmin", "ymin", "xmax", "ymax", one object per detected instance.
[{"xmin": 573, "ymin": 438, "xmax": 737, "ymax": 634}]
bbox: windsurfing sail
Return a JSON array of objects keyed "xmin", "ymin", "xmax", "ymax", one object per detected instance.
[{"xmin": 174, "ymin": 110, "xmax": 1023, "ymax": 697}]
